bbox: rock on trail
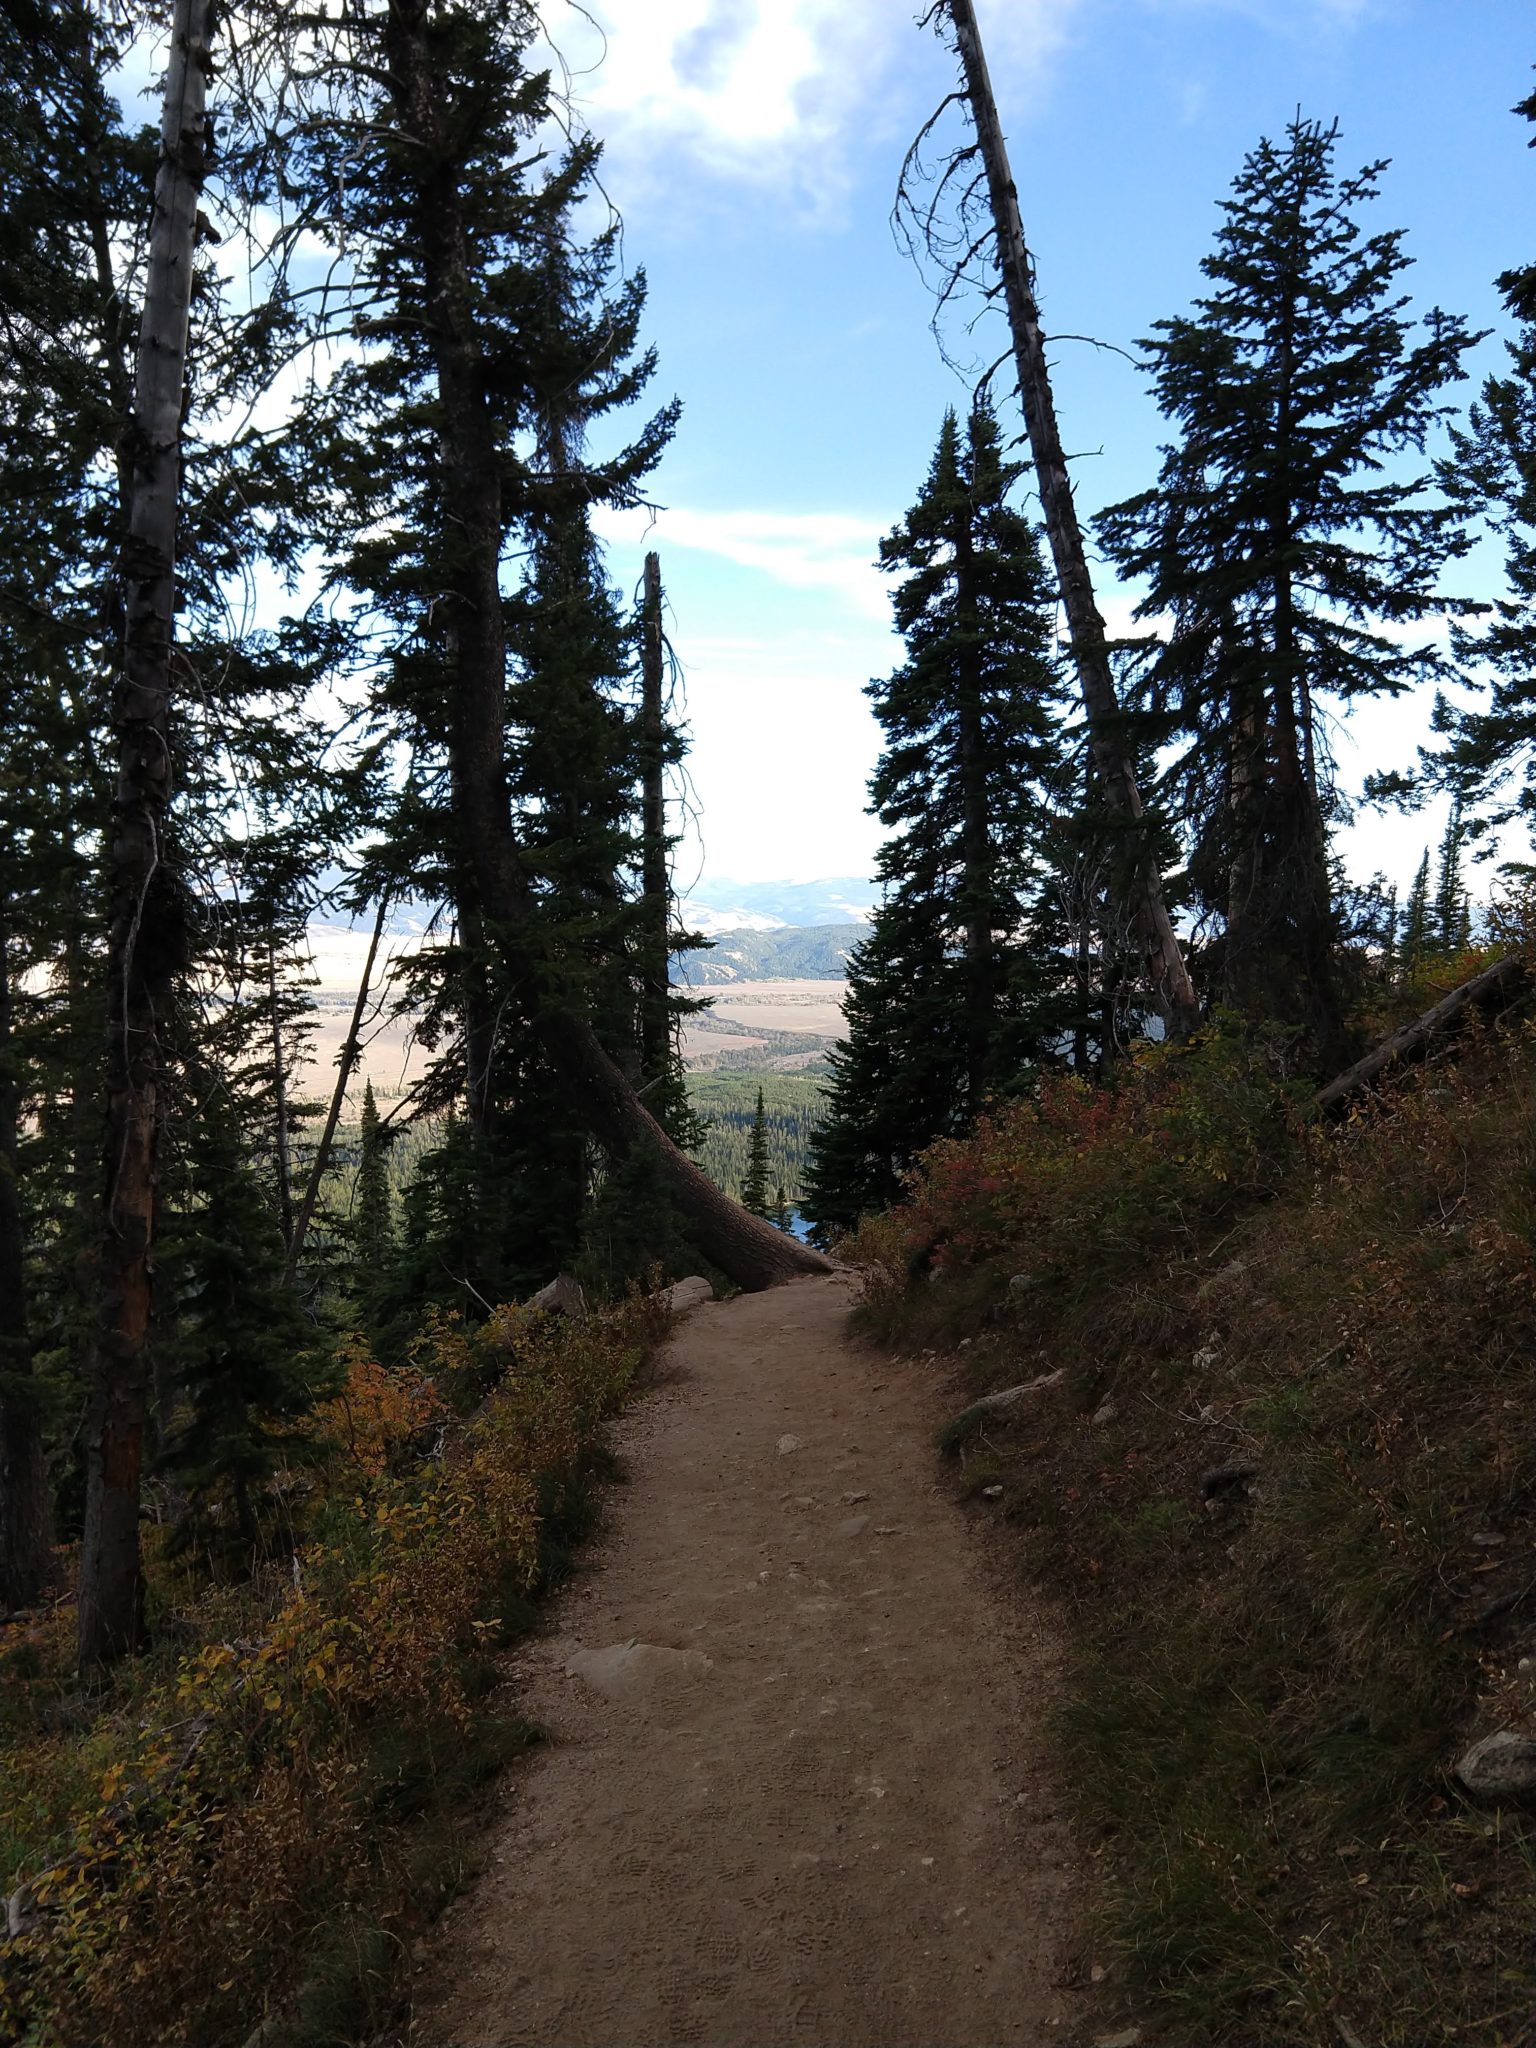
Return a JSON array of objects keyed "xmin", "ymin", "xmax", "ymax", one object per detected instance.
[{"xmin": 407, "ymin": 1271, "xmax": 1087, "ymax": 2047}]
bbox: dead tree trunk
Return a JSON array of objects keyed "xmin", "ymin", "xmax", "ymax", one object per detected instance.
[
  {"xmin": 283, "ymin": 895, "xmax": 389, "ymax": 1289},
  {"xmin": 78, "ymin": 0, "xmax": 212, "ymax": 1671},
  {"xmin": 940, "ymin": 0, "xmax": 1198, "ymax": 1036},
  {"xmin": 0, "ymin": 891, "xmax": 53, "ymax": 1612},
  {"xmin": 385, "ymin": 0, "xmax": 827, "ymax": 1291},
  {"xmin": 638, "ymin": 552, "xmax": 672, "ymax": 1090},
  {"xmin": 1313, "ymin": 956, "xmax": 1526, "ymax": 1115},
  {"xmin": 268, "ymin": 953, "xmax": 295, "ymax": 1250}
]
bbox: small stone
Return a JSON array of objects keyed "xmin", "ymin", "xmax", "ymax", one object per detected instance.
[
  {"xmin": 1472, "ymin": 1532, "xmax": 1506, "ymax": 1548},
  {"xmin": 1007, "ymin": 1273, "xmax": 1039, "ymax": 1298},
  {"xmin": 666, "ymin": 1275, "xmax": 714, "ymax": 1313},
  {"xmin": 1192, "ymin": 1342, "xmax": 1221, "ymax": 1372},
  {"xmin": 1090, "ymin": 1963, "xmax": 1107, "ymax": 1984},
  {"xmin": 836, "ymin": 1516, "xmax": 869, "ymax": 1539},
  {"xmin": 873, "ymin": 1524, "xmax": 901, "ymax": 1536},
  {"xmin": 564, "ymin": 1641, "xmax": 713, "ymax": 1699},
  {"xmin": 777, "ymin": 1434, "xmax": 803, "ymax": 1456},
  {"xmin": 1094, "ymin": 2030, "xmax": 1144, "ymax": 2048},
  {"xmin": 1091, "ymin": 1398, "xmax": 1119, "ymax": 1427},
  {"xmin": 527, "ymin": 1272, "xmax": 588, "ymax": 1317},
  {"xmin": 842, "ymin": 1490, "xmax": 870, "ymax": 1504},
  {"xmin": 981, "ymin": 1485, "xmax": 1003, "ymax": 1500},
  {"xmin": 1455, "ymin": 1729, "xmax": 1536, "ymax": 1801},
  {"xmin": 1200, "ymin": 1460, "xmax": 1259, "ymax": 1499}
]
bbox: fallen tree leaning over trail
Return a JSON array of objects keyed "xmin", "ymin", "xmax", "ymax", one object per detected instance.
[
  {"xmin": 382, "ymin": 0, "xmax": 828, "ymax": 1294},
  {"xmin": 1313, "ymin": 955, "xmax": 1527, "ymax": 1115}
]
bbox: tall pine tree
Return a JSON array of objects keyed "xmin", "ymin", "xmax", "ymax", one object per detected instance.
[
  {"xmin": 804, "ymin": 408, "xmax": 1071, "ymax": 1237},
  {"xmin": 1098, "ymin": 116, "xmax": 1477, "ymax": 1064},
  {"xmin": 1434, "ymin": 83, "xmax": 1536, "ymax": 839}
]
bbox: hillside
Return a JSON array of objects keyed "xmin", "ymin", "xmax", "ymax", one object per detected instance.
[
  {"xmin": 673, "ymin": 923, "xmax": 861, "ymax": 984},
  {"xmin": 844, "ymin": 992, "xmax": 1536, "ymax": 2047}
]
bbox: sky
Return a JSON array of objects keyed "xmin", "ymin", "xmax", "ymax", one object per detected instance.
[{"xmin": 521, "ymin": 0, "xmax": 1536, "ymax": 896}]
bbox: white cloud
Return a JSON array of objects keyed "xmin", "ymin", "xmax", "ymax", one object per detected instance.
[
  {"xmin": 592, "ymin": 502, "xmax": 890, "ymax": 618},
  {"xmin": 545, "ymin": 0, "xmax": 1084, "ymax": 211},
  {"xmin": 666, "ymin": 631, "xmax": 887, "ymax": 882}
]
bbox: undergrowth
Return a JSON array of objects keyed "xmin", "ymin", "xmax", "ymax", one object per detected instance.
[
  {"xmin": 847, "ymin": 996, "xmax": 1536, "ymax": 2047},
  {"xmin": 0, "ymin": 1293, "xmax": 665, "ymax": 2047}
]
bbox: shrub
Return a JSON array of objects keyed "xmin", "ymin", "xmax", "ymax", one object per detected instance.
[{"xmin": 0, "ymin": 1291, "xmax": 665, "ymax": 2047}]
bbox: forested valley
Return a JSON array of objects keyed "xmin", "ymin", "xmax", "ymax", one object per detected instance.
[{"xmin": 2, "ymin": 0, "xmax": 1535, "ymax": 2040}]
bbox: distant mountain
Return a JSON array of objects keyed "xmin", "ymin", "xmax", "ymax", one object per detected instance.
[
  {"xmin": 679, "ymin": 877, "xmax": 875, "ymax": 932},
  {"xmin": 672, "ymin": 924, "xmax": 861, "ymax": 985}
]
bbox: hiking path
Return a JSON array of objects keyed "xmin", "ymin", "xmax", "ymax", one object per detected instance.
[{"xmin": 407, "ymin": 1269, "xmax": 1094, "ymax": 2048}]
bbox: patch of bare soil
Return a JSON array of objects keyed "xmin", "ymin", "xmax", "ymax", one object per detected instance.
[{"xmin": 405, "ymin": 1273, "xmax": 1091, "ymax": 2048}]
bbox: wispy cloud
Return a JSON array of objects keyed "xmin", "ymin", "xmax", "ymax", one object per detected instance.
[
  {"xmin": 592, "ymin": 503, "xmax": 891, "ymax": 618},
  {"xmin": 545, "ymin": 0, "xmax": 1085, "ymax": 214}
]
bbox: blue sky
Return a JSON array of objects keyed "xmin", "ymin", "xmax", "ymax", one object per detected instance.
[{"xmin": 551, "ymin": 0, "xmax": 1535, "ymax": 893}]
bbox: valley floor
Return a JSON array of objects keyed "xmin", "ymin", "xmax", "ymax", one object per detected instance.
[{"xmin": 403, "ymin": 1273, "xmax": 1094, "ymax": 2048}]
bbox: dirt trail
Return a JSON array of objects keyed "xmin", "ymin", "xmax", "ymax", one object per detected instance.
[{"xmin": 408, "ymin": 1272, "xmax": 1089, "ymax": 2048}]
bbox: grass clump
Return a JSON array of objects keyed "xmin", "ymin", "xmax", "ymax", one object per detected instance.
[{"xmin": 848, "ymin": 1009, "xmax": 1536, "ymax": 2046}]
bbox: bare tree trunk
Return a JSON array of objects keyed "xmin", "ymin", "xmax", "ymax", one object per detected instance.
[
  {"xmin": 283, "ymin": 895, "xmax": 388, "ymax": 1289},
  {"xmin": 941, "ymin": 0, "xmax": 1198, "ymax": 1036},
  {"xmin": 0, "ymin": 893, "xmax": 53, "ymax": 1613},
  {"xmin": 268, "ymin": 953, "xmax": 294, "ymax": 1249},
  {"xmin": 78, "ymin": 0, "xmax": 212, "ymax": 1671},
  {"xmin": 638, "ymin": 551, "xmax": 672, "ymax": 1090},
  {"xmin": 386, "ymin": 0, "xmax": 827, "ymax": 1290}
]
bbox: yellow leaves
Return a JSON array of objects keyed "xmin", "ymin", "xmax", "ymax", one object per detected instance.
[{"xmin": 1, "ymin": 1294, "xmax": 658, "ymax": 2048}]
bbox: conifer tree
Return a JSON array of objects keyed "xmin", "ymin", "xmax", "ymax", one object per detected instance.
[
  {"xmin": 353, "ymin": 1081, "xmax": 393, "ymax": 1292},
  {"xmin": 1098, "ymin": 116, "xmax": 1477, "ymax": 1063},
  {"xmin": 1401, "ymin": 852, "xmax": 1432, "ymax": 974},
  {"xmin": 741, "ymin": 1090, "xmax": 772, "ymax": 1219},
  {"xmin": 804, "ymin": 408, "xmax": 1071, "ymax": 1237},
  {"xmin": 160, "ymin": 1084, "xmax": 321, "ymax": 1553},
  {"xmin": 1434, "ymin": 86, "xmax": 1536, "ymax": 834},
  {"xmin": 285, "ymin": 0, "xmax": 823, "ymax": 1292},
  {"xmin": 1434, "ymin": 800, "xmax": 1472, "ymax": 952}
]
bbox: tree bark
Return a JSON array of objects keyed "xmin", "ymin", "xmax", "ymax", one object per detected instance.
[
  {"xmin": 638, "ymin": 551, "xmax": 672, "ymax": 1090},
  {"xmin": 942, "ymin": 0, "xmax": 1198, "ymax": 1037},
  {"xmin": 385, "ymin": 0, "xmax": 827, "ymax": 1291},
  {"xmin": 283, "ymin": 895, "xmax": 389, "ymax": 1289},
  {"xmin": 268, "ymin": 952, "xmax": 295, "ymax": 1250},
  {"xmin": 1313, "ymin": 955, "xmax": 1524, "ymax": 1115},
  {"xmin": 78, "ymin": 0, "xmax": 212, "ymax": 1671},
  {"xmin": 0, "ymin": 892, "xmax": 53, "ymax": 1612}
]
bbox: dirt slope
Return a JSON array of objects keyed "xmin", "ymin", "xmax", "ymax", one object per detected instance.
[{"xmin": 407, "ymin": 1272, "xmax": 1090, "ymax": 2048}]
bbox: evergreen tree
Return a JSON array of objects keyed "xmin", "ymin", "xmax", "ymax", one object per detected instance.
[
  {"xmin": 1098, "ymin": 116, "xmax": 1477, "ymax": 1062},
  {"xmin": 772, "ymin": 1185, "xmax": 792, "ymax": 1234},
  {"xmin": 1434, "ymin": 86, "xmax": 1536, "ymax": 836},
  {"xmin": 1401, "ymin": 851, "xmax": 1432, "ymax": 974},
  {"xmin": 740, "ymin": 1090, "xmax": 772, "ymax": 1219},
  {"xmin": 160, "ymin": 1083, "xmax": 323, "ymax": 1554},
  {"xmin": 352, "ymin": 1080, "xmax": 394, "ymax": 1332},
  {"xmin": 1433, "ymin": 800, "xmax": 1472, "ymax": 952},
  {"xmin": 283, "ymin": 16, "xmax": 745, "ymax": 1305},
  {"xmin": 804, "ymin": 408, "xmax": 1071, "ymax": 1237}
]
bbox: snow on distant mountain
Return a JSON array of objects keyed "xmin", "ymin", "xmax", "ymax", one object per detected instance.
[
  {"xmin": 672, "ymin": 925, "xmax": 859, "ymax": 985},
  {"xmin": 680, "ymin": 877, "xmax": 874, "ymax": 930},
  {"xmin": 677, "ymin": 904, "xmax": 786, "ymax": 938}
]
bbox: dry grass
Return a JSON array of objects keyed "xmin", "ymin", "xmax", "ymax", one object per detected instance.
[
  {"xmin": 854, "ymin": 1012, "xmax": 1536, "ymax": 2046},
  {"xmin": 0, "ymin": 1293, "xmax": 667, "ymax": 2048}
]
